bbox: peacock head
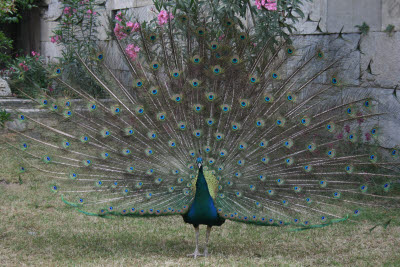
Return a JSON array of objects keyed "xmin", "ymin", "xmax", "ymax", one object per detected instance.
[{"xmin": 196, "ymin": 157, "xmax": 203, "ymax": 168}]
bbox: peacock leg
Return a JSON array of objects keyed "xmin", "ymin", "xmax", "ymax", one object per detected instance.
[
  {"xmin": 204, "ymin": 226, "xmax": 212, "ymax": 257},
  {"xmin": 187, "ymin": 226, "xmax": 203, "ymax": 258}
]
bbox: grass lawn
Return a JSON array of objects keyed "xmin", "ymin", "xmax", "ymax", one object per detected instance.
[{"xmin": 1, "ymin": 134, "xmax": 400, "ymax": 266}]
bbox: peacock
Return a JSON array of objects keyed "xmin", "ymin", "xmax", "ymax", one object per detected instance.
[{"xmin": 4, "ymin": 0, "xmax": 400, "ymax": 258}]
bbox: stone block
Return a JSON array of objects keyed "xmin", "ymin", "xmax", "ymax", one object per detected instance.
[
  {"xmin": 129, "ymin": 5, "xmax": 154, "ymax": 22},
  {"xmin": 106, "ymin": 0, "xmax": 153, "ymax": 10},
  {"xmin": 370, "ymin": 88, "xmax": 400, "ymax": 148},
  {"xmin": 45, "ymin": 0, "xmax": 63, "ymax": 21},
  {"xmin": 293, "ymin": 0, "xmax": 327, "ymax": 34},
  {"xmin": 103, "ymin": 40, "xmax": 130, "ymax": 71},
  {"xmin": 382, "ymin": 0, "xmax": 400, "ymax": 31},
  {"xmin": 96, "ymin": 10, "xmax": 111, "ymax": 41},
  {"xmin": 287, "ymin": 34, "xmax": 361, "ymax": 86},
  {"xmin": 327, "ymin": 0, "xmax": 382, "ymax": 33},
  {"xmin": 360, "ymin": 32, "xmax": 400, "ymax": 89},
  {"xmin": 40, "ymin": 19, "xmax": 59, "ymax": 43},
  {"xmin": 40, "ymin": 41, "xmax": 63, "ymax": 62},
  {"xmin": 0, "ymin": 78, "xmax": 12, "ymax": 97}
]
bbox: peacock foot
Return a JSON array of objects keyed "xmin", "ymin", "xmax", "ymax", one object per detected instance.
[{"xmin": 187, "ymin": 249, "xmax": 203, "ymax": 259}]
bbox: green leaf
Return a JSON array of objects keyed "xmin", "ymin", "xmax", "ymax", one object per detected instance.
[{"xmin": 355, "ymin": 22, "xmax": 370, "ymax": 35}]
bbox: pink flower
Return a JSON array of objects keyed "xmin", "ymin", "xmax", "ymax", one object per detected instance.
[
  {"xmin": 265, "ymin": 2, "xmax": 277, "ymax": 11},
  {"xmin": 158, "ymin": 10, "xmax": 174, "ymax": 26},
  {"xmin": 125, "ymin": 44, "xmax": 140, "ymax": 61},
  {"xmin": 127, "ymin": 21, "xmax": 140, "ymax": 32},
  {"xmin": 115, "ymin": 11, "xmax": 123, "ymax": 22},
  {"xmin": 114, "ymin": 23, "xmax": 127, "ymax": 40},
  {"xmin": 19, "ymin": 62, "xmax": 29, "ymax": 72},
  {"xmin": 87, "ymin": 9, "xmax": 96, "ymax": 15},
  {"xmin": 31, "ymin": 51, "xmax": 40, "ymax": 60},
  {"xmin": 51, "ymin": 35, "xmax": 61, "ymax": 44},
  {"xmin": 255, "ymin": 0, "xmax": 277, "ymax": 11},
  {"xmin": 63, "ymin": 6, "xmax": 71, "ymax": 14},
  {"xmin": 87, "ymin": 9, "xmax": 97, "ymax": 17}
]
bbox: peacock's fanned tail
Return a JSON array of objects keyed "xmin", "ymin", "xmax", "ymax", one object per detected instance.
[{"xmin": 7, "ymin": 11, "xmax": 400, "ymax": 230}]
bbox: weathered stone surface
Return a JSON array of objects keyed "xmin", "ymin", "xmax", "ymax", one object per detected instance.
[
  {"xmin": 382, "ymin": 0, "xmax": 400, "ymax": 31},
  {"xmin": 0, "ymin": 78, "xmax": 12, "ymax": 97},
  {"xmin": 287, "ymin": 34, "xmax": 361, "ymax": 86},
  {"xmin": 326, "ymin": 0, "xmax": 382, "ymax": 33},
  {"xmin": 293, "ymin": 0, "xmax": 327, "ymax": 34},
  {"xmin": 129, "ymin": 5, "xmax": 154, "ymax": 22},
  {"xmin": 39, "ymin": 19, "xmax": 58, "ymax": 43},
  {"xmin": 96, "ymin": 9, "xmax": 110, "ymax": 41},
  {"xmin": 360, "ymin": 32, "xmax": 400, "ymax": 89},
  {"xmin": 370, "ymin": 88, "xmax": 400, "ymax": 148},
  {"xmin": 45, "ymin": 0, "xmax": 63, "ymax": 21},
  {"xmin": 103, "ymin": 40, "xmax": 130, "ymax": 71},
  {"xmin": 106, "ymin": 0, "xmax": 153, "ymax": 10},
  {"xmin": 40, "ymin": 41, "xmax": 63, "ymax": 62}
]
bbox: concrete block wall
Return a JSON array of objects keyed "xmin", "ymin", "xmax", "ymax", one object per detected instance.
[{"xmin": 294, "ymin": 0, "xmax": 400, "ymax": 147}]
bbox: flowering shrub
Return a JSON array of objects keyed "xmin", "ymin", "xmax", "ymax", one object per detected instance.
[
  {"xmin": 110, "ymin": 11, "xmax": 143, "ymax": 62},
  {"xmin": 50, "ymin": 0, "xmax": 100, "ymax": 57},
  {"xmin": 47, "ymin": 0, "xmax": 106, "ymax": 97},
  {"xmin": 149, "ymin": 0, "xmax": 310, "ymax": 45},
  {"xmin": 105, "ymin": 0, "xmax": 311, "ymax": 66},
  {"xmin": 3, "ymin": 0, "xmax": 310, "ymax": 98},
  {"xmin": 113, "ymin": 12, "xmax": 140, "ymax": 40},
  {"xmin": 5, "ymin": 51, "xmax": 51, "ymax": 97}
]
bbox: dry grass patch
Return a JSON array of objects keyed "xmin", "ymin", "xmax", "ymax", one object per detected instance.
[{"xmin": 1, "ymin": 138, "xmax": 400, "ymax": 266}]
